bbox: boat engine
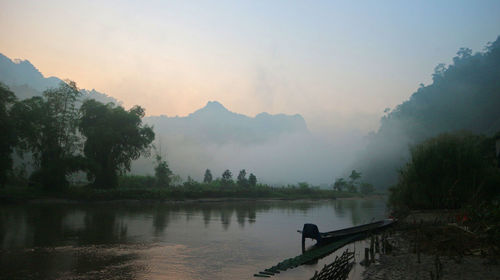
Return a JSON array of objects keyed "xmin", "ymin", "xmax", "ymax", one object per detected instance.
[{"xmin": 302, "ymin": 223, "xmax": 322, "ymax": 251}]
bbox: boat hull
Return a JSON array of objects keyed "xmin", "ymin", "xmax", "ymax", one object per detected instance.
[{"xmin": 301, "ymin": 219, "xmax": 395, "ymax": 250}]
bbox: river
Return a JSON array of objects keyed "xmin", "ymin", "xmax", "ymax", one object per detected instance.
[{"xmin": 0, "ymin": 198, "xmax": 387, "ymax": 279}]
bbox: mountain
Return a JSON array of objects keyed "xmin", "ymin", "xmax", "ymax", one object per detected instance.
[
  {"xmin": 0, "ymin": 53, "xmax": 120, "ymax": 104},
  {"xmin": 0, "ymin": 52, "xmax": 308, "ymax": 145},
  {"xmin": 146, "ymin": 101, "xmax": 308, "ymax": 145}
]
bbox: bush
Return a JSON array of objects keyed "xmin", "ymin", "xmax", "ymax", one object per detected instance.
[
  {"xmin": 389, "ymin": 131, "xmax": 500, "ymax": 210},
  {"xmin": 118, "ymin": 175, "xmax": 156, "ymax": 189}
]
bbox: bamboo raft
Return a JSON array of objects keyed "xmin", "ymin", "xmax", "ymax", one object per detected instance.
[
  {"xmin": 310, "ymin": 249, "xmax": 354, "ymax": 280},
  {"xmin": 253, "ymin": 233, "xmax": 363, "ymax": 278}
]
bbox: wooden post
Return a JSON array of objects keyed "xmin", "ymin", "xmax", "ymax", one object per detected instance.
[
  {"xmin": 364, "ymin": 248, "xmax": 370, "ymax": 266},
  {"xmin": 417, "ymin": 234, "xmax": 421, "ymax": 263},
  {"xmin": 495, "ymin": 138, "xmax": 500, "ymax": 168},
  {"xmin": 370, "ymin": 236, "xmax": 375, "ymax": 262},
  {"xmin": 381, "ymin": 233, "xmax": 386, "ymax": 253},
  {"xmin": 301, "ymin": 234, "xmax": 306, "ymax": 253},
  {"xmin": 375, "ymin": 235, "xmax": 380, "ymax": 253}
]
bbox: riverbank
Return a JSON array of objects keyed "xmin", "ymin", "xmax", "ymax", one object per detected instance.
[
  {"xmin": 363, "ymin": 211, "xmax": 500, "ymax": 280},
  {"xmin": 0, "ymin": 185, "xmax": 379, "ymax": 204}
]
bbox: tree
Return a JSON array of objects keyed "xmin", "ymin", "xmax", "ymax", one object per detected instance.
[
  {"xmin": 184, "ymin": 175, "xmax": 197, "ymax": 187},
  {"xmin": 237, "ymin": 169, "xmax": 248, "ymax": 188},
  {"xmin": 333, "ymin": 178, "xmax": 347, "ymax": 191},
  {"xmin": 79, "ymin": 99, "xmax": 154, "ymax": 189},
  {"xmin": 11, "ymin": 81, "xmax": 82, "ymax": 191},
  {"xmin": 248, "ymin": 173, "xmax": 257, "ymax": 187},
  {"xmin": 203, "ymin": 169, "xmax": 213, "ymax": 183},
  {"xmin": 349, "ymin": 170, "xmax": 361, "ymax": 183},
  {"xmin": 221, "ymin": 169, "xmax": 232, "ymax": 185},
  {"xmin": 360, "ymin": 182, "xmax": 375, "ymax": 195},
  {"xmin": 154, "ymin": 155, "xmax": 172, "ymax": 187},
  {"xmin": 346, "ymin": 183, "xmax": 357, "ymax": 193},
  {"xmin": 0, "ymin": 83, "xmax": 17, "ymax": 187}
]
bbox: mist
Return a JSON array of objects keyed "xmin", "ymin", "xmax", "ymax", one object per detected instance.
[
  {"xmin": 131, "ymin": 126, "xmax": 365, "ymax": 186},
  {"xmin": 128, "ymin": 100, "xmax": 367, "ymax": 186}
]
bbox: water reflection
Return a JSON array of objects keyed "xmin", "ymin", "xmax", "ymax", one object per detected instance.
[{"xmin": 0, "ymin": 198, "xmax": 387, "ymax": 280}]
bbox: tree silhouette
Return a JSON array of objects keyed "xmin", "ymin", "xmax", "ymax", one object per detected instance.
[
  {"xmin": 0, "ymin": 83, "xmax": 17, "ymax": 188},
  {"xmin": 203, "ymin": 169, "xmax": 213, "ymax": 183},
  {"xmin": 221, "ymin": 169, "xmax": 232, "ymax": 185},
  {"xmin": 79, "ymin": 99, "xmax": 154, "ymax": 188},
  {"xmin": 237, "ymin": 169, "xmax": 248, "ymax": 188},
  {"xmin": 11, "ymin": 82, "xmax": 82, "ymax": 191},
  {"xmin": 248, "ymin": 173, "xmax": 257, "ymax": 187}
]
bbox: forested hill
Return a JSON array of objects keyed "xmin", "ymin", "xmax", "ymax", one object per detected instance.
[{"xmin": 356, "ymin": 35, "xmax": 500, "ymax": 189}]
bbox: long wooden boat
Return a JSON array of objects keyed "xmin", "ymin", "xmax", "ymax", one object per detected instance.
[{"xmin": 299, "ymin": 218, "xmax": 395, "ymax": 249}]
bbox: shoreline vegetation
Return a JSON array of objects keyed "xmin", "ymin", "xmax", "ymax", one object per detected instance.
[{"xmin": 0, "ymin": 182, "xmax": 383, "ymax": 203}]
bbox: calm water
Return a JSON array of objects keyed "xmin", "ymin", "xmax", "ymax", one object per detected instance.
[{"xmin": 0, "ymin": 198, "xmax": 387, "ymax": 280}]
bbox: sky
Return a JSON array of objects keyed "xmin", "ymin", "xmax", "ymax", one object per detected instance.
[{"xmin": 1, "ymin": 0, "xmax": 500, "ymax": 136}]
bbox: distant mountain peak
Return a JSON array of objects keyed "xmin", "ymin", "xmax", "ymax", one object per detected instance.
[
  {"xmin": 204, "ymin": 101, "xmax": 227, "ymax": 111},
  {"xmin": 12, "ymin": 58, "xmax": 25, "ymax": 64},
  {"xmin": 189, "ymin": 100, "xmax": 232, "ymax": 118}
]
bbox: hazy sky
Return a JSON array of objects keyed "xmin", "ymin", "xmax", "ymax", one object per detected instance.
[{"xmin": 1, "ymin": 0, "xmax": 500, "ymax": 135}]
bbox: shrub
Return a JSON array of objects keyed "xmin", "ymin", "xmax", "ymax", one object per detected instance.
[{"xmin": 389, "ymin": 131, "xmax": 500, "ymax": 210}]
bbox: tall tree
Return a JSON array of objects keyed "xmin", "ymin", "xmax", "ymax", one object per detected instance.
[
  {"xmin": 221, "ymin": 169, "xmax": 232, "ymax": 185},
  {"xmin": 333, "ymin": 178, "xmax": 347, "ymax": 191},
  {"xmin": 154, "ymin": 155, "xmax": 172, "ymax": 187},
  {"xmin": 349, "ymin": 170, "xmax": 361, "ymax": 183},
  {"xmin": 0, "ymin": 83, "xmax": 17, "ymax": 187},
  {"xmin": 79, "ymin": 99, "xmax": 154, "ymax": 189},
  {"xmin": 248, "ymin": 173, "xmax": 257, "ymax": 187},
  {"xmin": 237, "ymin": 169, "xmax": 248, "ymax": 187},
  {"xmin": 11, "ymin": 81, "xmax": 82, "ymax": 191},
  {"xmin": 203, "ymin": 169, "xmax": 213, "ymax": 183}
]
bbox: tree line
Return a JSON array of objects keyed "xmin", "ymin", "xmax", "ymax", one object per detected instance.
[
  {"xmin": 333, "ymin": 170, "xmax": 375, "ymax": 195},
  {"xmin": 0, "ymin": 81, "xmax": 154, "ymax": 191},
  {"xmin": 389, "ymin": 131, "xmax": 500, "ymax": 210}
]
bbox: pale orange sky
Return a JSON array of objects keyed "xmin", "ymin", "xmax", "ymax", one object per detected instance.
[{"xmin": 1, "ymin": 0, "xmax": 499, "ymax": 135}]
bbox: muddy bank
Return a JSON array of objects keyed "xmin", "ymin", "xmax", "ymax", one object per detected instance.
[{"xmin": 363, "ymin": 212, "xmax": 500, "ymax": 280}]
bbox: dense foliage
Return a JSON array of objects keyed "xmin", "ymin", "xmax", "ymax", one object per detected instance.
[
  {"xmin": 0, "ymin": 83, "xmax": 17, "ymax": 187},
  {"xmin": 154, "ymin": 155, "xmax": 173, "ymax": 187},
  {"xmin": 0, "ymin": 81, "xmax": 156, "ymax": 191},
  {"xmin": 357, "ymin": 36, "xmax": 500, "ymax": 188},
  {"xmin": 79, "ymin": 99, "xmax": 155, "ymax": 189},
  {"xmin": 10, "ymin": 82, "xmax": 82, "ymax": 191},
  {"xmin": 333, "ymin": 170, "xmax": 374, "ymax": 195},
  {"xmin": 203, "ymin": 169, "xmax": 213, "ymax": 183},
  {"xmin": 389, "ymin": 131, "xmax": 500, "ymax": 210}
]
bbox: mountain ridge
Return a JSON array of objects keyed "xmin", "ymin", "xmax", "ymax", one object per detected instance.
[{"xmin": 0, "ymin": 53, "xmax": 309, "ymax": 145}]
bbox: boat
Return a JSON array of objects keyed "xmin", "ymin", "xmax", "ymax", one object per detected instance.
[{"xmin": 298, "ymin": 218, "xmax": 395, "ymax": 250}]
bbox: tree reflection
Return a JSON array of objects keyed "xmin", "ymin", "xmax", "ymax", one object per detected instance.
[
  {"xmin": 153, "ymin": 205, "xmax": 170, "ymax": 235},
  {"xmin": 79, "ymin": 208, "xmax": 127, "ymax": 245}
]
